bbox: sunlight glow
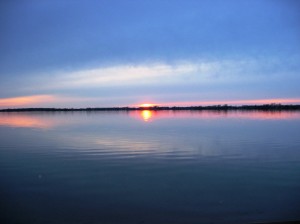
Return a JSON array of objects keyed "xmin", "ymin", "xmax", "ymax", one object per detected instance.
[
  {"xmin": 141, "ymin": 110, "xmax": 153, "ymax": 122},
  {"xmin": 140, "ymin": 103, "xmax": 156, "ymax": 108}
]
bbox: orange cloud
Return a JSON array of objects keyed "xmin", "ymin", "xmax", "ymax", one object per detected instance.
[{"xmin": 0, "ymin": 95, "xmax": 56, "ymax": 108}]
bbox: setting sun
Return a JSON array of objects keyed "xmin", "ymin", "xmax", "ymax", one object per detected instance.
[{"xmin": 140, "ymin": 103, "xmax": 156, "ymax": 108}]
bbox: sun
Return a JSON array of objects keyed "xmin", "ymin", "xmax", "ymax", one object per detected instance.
[{"xmin": 139, "ymin": 103, "xmax": 156, "ymax": 108}]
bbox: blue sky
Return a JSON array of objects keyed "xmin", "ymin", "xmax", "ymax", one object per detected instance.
[{"xmin": 1, "ymin": 0, "xmax": 300, "ymax": 108}]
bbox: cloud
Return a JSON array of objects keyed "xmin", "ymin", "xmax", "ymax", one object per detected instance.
[
  {"xmin": 48, "ymin": 62, "xmax": 201, "ymax": 89},
  {"xmin": 0, "ymin": 94, "xmax": 133, "ymax": 108},
  {"xmin": 30, "ymin": 56, "xmax": 295, "ymax": 92},
  {"xmin": 2, "ymin": 56, "xmax": 298, "ymax": 108},
  {"xmin": 1, "ymin": 93, "xmax": 300, "ymax": 109},
  {"xmin": 0, "ymin": 95, "xmax": 56, "ymax": 108}
]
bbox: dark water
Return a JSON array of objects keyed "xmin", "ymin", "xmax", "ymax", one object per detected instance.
[{"xmin": 0, "ymin": 110, "xmax": 300, "ymax": 224}]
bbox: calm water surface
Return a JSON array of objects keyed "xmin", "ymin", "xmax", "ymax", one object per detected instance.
[{"xmin": 0, "ymin": 110, "xmax": 300, "ymax": 224}]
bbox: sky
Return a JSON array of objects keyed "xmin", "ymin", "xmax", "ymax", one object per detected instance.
[{"xmin": 1, "ymin": 0, "xmax": 300, "ymax": 108}]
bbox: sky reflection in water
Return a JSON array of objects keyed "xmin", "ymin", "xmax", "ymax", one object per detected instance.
[
  {"xmin": 0, "ymin": 111, "xmax": 300, "ymax": 224},
  {"xmin": 1, "ymin": 110, "xmax": 300, "ymax": 129}
]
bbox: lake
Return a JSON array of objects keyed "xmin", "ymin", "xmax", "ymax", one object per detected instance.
[{"xmin": 0, "ymin": 110, "xmax": 300, "ymax": 224}]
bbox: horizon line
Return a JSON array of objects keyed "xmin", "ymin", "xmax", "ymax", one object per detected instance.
[{"xmin": 1, "ymin": 103, "xmax": 300, "ymax": 112}]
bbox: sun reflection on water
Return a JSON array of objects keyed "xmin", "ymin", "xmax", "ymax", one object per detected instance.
[{"xmin": 141, "ymin": 110, "xmax": 153, "ymax": 122}]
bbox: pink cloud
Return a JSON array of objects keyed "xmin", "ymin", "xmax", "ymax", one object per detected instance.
[{"xmin": 0, "ymin": 95, "xmax": 56, "ymax": 108}]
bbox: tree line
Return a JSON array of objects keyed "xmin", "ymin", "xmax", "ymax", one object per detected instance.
[{"xmin": 1, "ymin": 104, "xmax": 300, "ymax": 112}]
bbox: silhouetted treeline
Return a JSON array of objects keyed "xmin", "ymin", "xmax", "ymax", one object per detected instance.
[{"xmin": 1, "ymin": 104, "xmax": 300, "ymax": 112}]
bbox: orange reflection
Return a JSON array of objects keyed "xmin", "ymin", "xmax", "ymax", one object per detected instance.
[
  {"xmin": 141, "ymin": 110, "xmax": 153, "ymax": 122},
  {"xmin": 0, "ymin": 114, "xmax": 54, "ymax": 129}
]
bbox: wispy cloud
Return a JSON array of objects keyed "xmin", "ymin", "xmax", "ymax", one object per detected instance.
[
  {"xmin": 0, "ymin": 94, "xmax": 133, "ymax": 108},
  {"xmin": 23, "ymin": 56, "xmax": 298, "ymax": 94},
  {"xmin": 46, "ymin": 62, "xmax": 201, "ymax": 89},
  {"xmin": 3, "ymin": 56, "xmax": 299, "ymax": 108},
  {"xmin": 0, "ymin": 95, "xmax": 56, "ymax": 108}
]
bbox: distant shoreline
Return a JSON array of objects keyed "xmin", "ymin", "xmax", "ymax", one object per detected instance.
[{"xmin": 1, "ymin": 104, "xmax": 300, "ymax": 112}]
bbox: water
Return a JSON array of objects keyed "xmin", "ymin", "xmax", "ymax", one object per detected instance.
[{"xmin": 0, "ymin": 110, "xmax": 300, "ymax": 224}]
